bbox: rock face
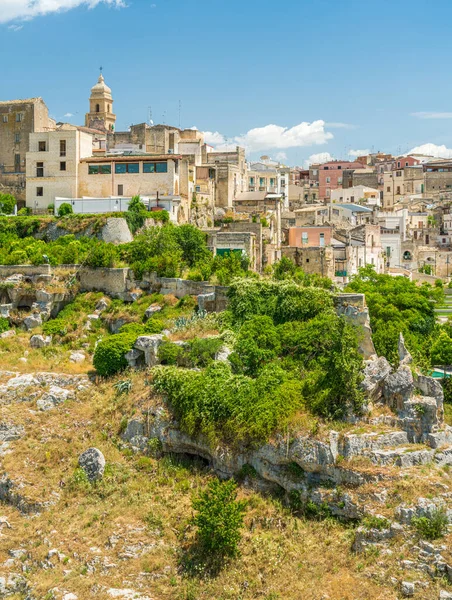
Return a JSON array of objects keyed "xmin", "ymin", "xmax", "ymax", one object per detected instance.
[
  {"xmin": 128, "ymin": 335, "xmax": 164, "ymax": 368},
  {"xmin": 23, "ymin": 313, "xmax": 42, "ymax": 330},
  {"xmin": 144, "ymin": 304, "xmax": 162, "ymax": 319},
  {"xmin": 69, "ymin": 351, "xmax": 85, "ymax": 363},
  {"xmin": 79, "ymin": 448, "xmax": 105, "ymax": 482},
  {"xmin": 37, "ymin": 385, "xmax": 74, "ymax": 411},
  {"xmin": 99, "ymin": 217, "xmax": 133, "ymax": 244}
]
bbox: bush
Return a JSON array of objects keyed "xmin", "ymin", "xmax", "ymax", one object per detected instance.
[
  {"xmin": 58, "ymin": 203, "xmax": 73, "ymax": 217},
  {"xmin": 229, "ymin": 315, "xmax": 280, "ymax": 376},
  {"xmin": 158, "ymin": 341, "xmax": 185, "ymax": 365},
  {"xmin": 42, "ymin": 319, "xmax": 67, "ymax": 337},
  {"xmin": 0, "ymin": 317, "xmax": 9, "ymax": 334},
  {"xmin": 189, "ymin": 336, "xmax": 224, "ymax": 367},
  {"xmin": 412, "ymin": 508, "xmax": 449, "ymax": 540},
  {"xmin": 17, "ymin": 207, "xmax": 31, "ymax": 216},
  {"xmin": 191, "ymin": 479, "xmax": 246, "ymax": 558},
  {"xmin": 93, "ymin": 333, "xmax": 136, "ymax": 376},
  {"xmin": 85, "ymin": 243, "xmax": 117, "ymax": 268},
  {"xmin": 0, "ymin": 193, "xmax": 16, "ymax": 215}
]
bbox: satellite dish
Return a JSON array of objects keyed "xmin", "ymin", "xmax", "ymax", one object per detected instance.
[{"xmin": 149, "ymin": 119, "xmax": 154, "ymax": 125}]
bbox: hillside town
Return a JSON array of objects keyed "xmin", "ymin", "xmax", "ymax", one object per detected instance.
[{"xmin": 2, "ymin": 73, "xmax": 452, "ymax": 286}]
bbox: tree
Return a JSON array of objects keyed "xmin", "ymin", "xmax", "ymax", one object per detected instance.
[
  {"xmin": 192, "ymin": 479, "xmax": 246, "ymax": 558},
  {"xmin": 174, "ymin": 224, "xmax": 211, "ymax": 267},
  {"xmin": 431, "ymin": 332, "xmax": 452, "ymax": 367},
  {"xmin": 0, "ymin": 193, "xmax": 16, "ymax": 214},
  {"xmin": 230, "ymin": 315, "xmax": 281, "ymax": 376}
]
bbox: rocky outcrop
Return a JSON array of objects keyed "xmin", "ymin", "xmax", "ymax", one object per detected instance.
[
  {"xmin": 30, "ymin": 334, "xmax": 52, "ymax": 348},
  {"xmin": 125, "ymin": 335, "xmax": 164, "ymax": 368},
  {"xmin": 100, "ymin": 217, "xmax": 133, "ymax": 245}
]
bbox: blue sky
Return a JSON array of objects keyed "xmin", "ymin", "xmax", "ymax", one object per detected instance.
[{"xmin": 2, "ymin": 0, "xmax": 452, "ymax": 165}]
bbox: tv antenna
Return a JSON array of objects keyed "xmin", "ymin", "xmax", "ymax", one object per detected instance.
[
  {"xmin": 178, "ymin": 100, "xmax": 181, "ymax": 129},
  {"xmin": 148, "ymin": 106, "xmax": 153, "ymax": 126}
]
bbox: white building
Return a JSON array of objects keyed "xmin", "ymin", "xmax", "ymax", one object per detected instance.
[{"xmin": 331, "ymin": 185, "xmax": 381, "ymax": 207}]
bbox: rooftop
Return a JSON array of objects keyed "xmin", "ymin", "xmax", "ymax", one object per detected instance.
[
  {"xmin": 0, "ymin": 97, "xmax": 45, "ymax": 106},
  {"xmin": 81, "ymin": 154, "xmax": 182, "ymax": 163}
]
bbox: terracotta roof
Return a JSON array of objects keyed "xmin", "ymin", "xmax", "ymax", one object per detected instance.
[{"xmin": 80, "ymin": 154, "xmax": 182, "ymax": 163}]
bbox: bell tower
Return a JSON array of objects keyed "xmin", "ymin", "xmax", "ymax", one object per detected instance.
[{"xmin": 85, "ymin": 70, "xmax": 116, "ymax": 132}]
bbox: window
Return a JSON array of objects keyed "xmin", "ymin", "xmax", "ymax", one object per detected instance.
[
  {"xmin": 14, "ymin": 154, "xmax": 21, "ymax": 172},
  {"xmin": 259, "ymin": 177, "xmax": 265, "ymax": 187},
  {"xmin": 16, "ymin": 113, "xmax": 23, "ymax": 122},
  {"xmin": 118, "ymin": 184, "xmax": 124, "ymax": 196},
  {"xmin": 115, "ymin": 162, "xmax": 139, "ymax": 174},
  {"xmin": 36, "ymin": 162, "xmax": 44, "ymax": 177},
  {"xmin": 396, "ymin": 186, "xmax": 401, "ymax": 195},
  {"xmin": 405, "ymin": 162, "xmax": 409, "ymax": 167},
  {"xmin": 397, "ymin": 161, "xmax": 401, "ymax": 168},
  {"xmin": 337, "ymin": 165, "xmax": 342, "ymax": 170},
  {"xmin": 338, "ymin": 177, "xmax": 342, "ymax": 184},
  {"xmin": 38, "ymin": 141, "xmax": 46, "ymax": 152},
  {"xmin": 387, "ymin": 186, "xmax": 391, "ymax": 192},
  {"xmin": 350, "ymin": 196, "xmax": 355, "ymax": 202},
  {"xmin": 249, "ymin": 177, "xmax": 254, "ymax": 185},
  {"xmin": 302, "ymin": 232, "xmax": 308, "ymax": 244},
  {"xmin": 2, "ymin": 115, "xmax": 7, "ymax": 123},
  {"xmin": 319, "ymin": 233, "xmax": 325, "ymax": 247},
  {"xmin": 270, "ymin": 178, "xmax": 275, "ymax": 186},
  {"xmin": 14, "ymin": 133, "xmax": 20, "ymax": 143},
  {"xmin": 306, "ymin": 258, "xmax": 310, "ymax": 263},
  {"xmin": 195, "ymin": 185, "xmax": 201, "ymax": 192},
  {"xmin": 60, "ymin": 161, "xmax": 66, "ymax": 171},
  {"xmin": 36, "ymin": 187, "xmax": 43, "ymax": 197},
  {"xmin": 326, "ymin": 177, "xmax": 330, "ymax": 183},
  {"xmin": 88, "ymin": 164, "xmax": 111, "ymax": 174},
  {"xmin": 95, "ymin": 104, "xmax": 100, "ymax": 113},
  {"xmin": 107, "ymin": 104, "xmax": 110, "ymax": 113},
  {"xmin": 60, "ymin": 140, "xmax": 66, "ymax": 157},
  {"xmin": 143, "ymin": 162, "xmax": 168, "ymax": 174},
  {"xmin": 323, "ymin": 166, "xmax": 329, "ymax": 170}
]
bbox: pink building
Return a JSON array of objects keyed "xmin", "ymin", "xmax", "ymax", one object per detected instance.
[
  {"xmin": 288, "ymin": 226, "xmax": 333, "ymax": 247},
  {"xmin": 315, "ymin": 160, "xmax": 363, "ymax": 200}
]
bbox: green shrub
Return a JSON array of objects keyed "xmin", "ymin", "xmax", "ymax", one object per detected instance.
[
  {"xmin": 189, "ymin": 336, "xmax": 224, "ymax": 367},
  {"xmin": 229, "ymin": 315, "xmax": 281, "ymax": 376},
  {"xmin": 42, "ymin": 319, "xmax": 67, "ymax": 336},
  {"xmin": 191, "ymin": 479, "xmax": 246, "ymax": 558},
  {"xmin": 158, "ymin": 341, "xmax": 184, "ymax": 365},
  {"xmin": 0, "ymin": 193, "xmax": 16, "ymax": 215},
  {"xmin": 17, "ymin": 207, "xmax": 31, "ymax": 216},
  {"xmin": 58, "ymin": 203, "xmax": 73, "ymax": 217},
  {"xmin": 362, "ymin": 516, "xmax": 390, "ymax": 531},
  {"xmin": 412, "ymin": 508, "xmax": 449, "ymax": 540},
  {"xmin": 93, "ymin": 333, "xmax": 136, "ymax": 376},
  {"xmin": 85, "ymin": 243, "xmax": 117, "ymax": 268},
  {"xmin": 0, "ymin": 317, "xmax": 9, "ymax": 334},
  {"xmin": 118, "ymin": 323, "xmax": 147, "ymax": 337}
]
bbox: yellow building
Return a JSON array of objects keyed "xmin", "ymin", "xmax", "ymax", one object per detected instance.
[{"xmin": 85, "ymin": 72, "xmax": 116, "ymax": 133}]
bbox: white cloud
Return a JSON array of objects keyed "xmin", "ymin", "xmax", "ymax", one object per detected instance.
[
  {"xmin": 203, "ymin": 131, "xmax": 226, "ymax": 146},
  {"xmin": 325, "ymin": 122, "xmax": 356, "ymax": 130},
  {"xmin": 407, "ymin": 143, "xmax": 452, "ymax": 158},
  {"xmin": 411, "ymin": 112, "xmax": 452, "ymax": 120},
  {"xmin": 203, "ymin": 120, "xmax": 333, "ymax": 153},
  {"xmin": 8, "ymin": 24, "xmax": 23, "ymax": 31},
  {"xmin": 0, "ymin": 0, "xmax": 126, "ymax": 25},
  {"xmin": 349, "ymin": 148, "xmax": 369, "ymax": 158},
  {"xmin": 64, "ymin": 112, "xmax": 74, "ymax": 117},
  {"xmin": 303, "ymin": 152, "xmax": 334, "ymax": 168},
  {"xmin": 275, "ymin": 151, "xmax": 287, "ymax": 161}
]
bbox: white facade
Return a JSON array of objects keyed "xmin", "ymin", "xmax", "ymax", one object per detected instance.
[
  {"xmin": 331, "ymin": 185, "xmax": 381, "ymax": 207},
  {"xmin": 26, "ymin": 129, "xmax": 94, "ymax": 210}
]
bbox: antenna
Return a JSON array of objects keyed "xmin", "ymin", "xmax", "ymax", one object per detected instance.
[
  {"xmin": 148, "ymin": 106, "xmax": 153, "ymax": 126},
  {"xmin": 178, "ymin": 100, "xmax": 181, "ymax": 129},
  {"xmin": 162, "ymin": 110, "xmax": 166, "ymax": 125}
]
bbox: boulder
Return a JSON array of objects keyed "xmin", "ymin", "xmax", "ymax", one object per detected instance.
[
  {"xmin": 215, "ymin": 346, "xmax": 232, "ymax": 362},
  {"xmin": 361, "ymin": 356, "xmax": 392, "ymax": 400},
  {"xmin": 0, "ymin": 329, "xmax": 15, "ymax": 339},
  {"xmin": 37, "ymin": 385, "xmax": 74, "ymax": 411},
  {"xmin": 30, "ymin": 334, "xmax": 51, "ymax": 348},
  {"xmin": 95, "ymin": 298, "xmax": 109, "ymax": 313},
  {"xmin": 401, "ymin": 581, "xmax": 415, "ymax": 597},
  {"xmin": 69, "ymin": 351, "xmax": 86, "ymax": 364},
  {"xmin": 134, "ymin": 334, "xmax": 164, "ymax": 367},
  {"xmin": 0, "ymin": 304, "xmax": 12, "ymax": 318},
  {"xmin": 144, "ymin": 304, "xmax": 162, "ymax": 319},
  {"xmin": 23, "ymin": 314, "xmax": 42, "ymax": 330},
  {"xmin": 383, "ymin": 365, "xmax": 413, "ymax": 411},
  {"xmin": 79, "ymin": 447, "xmax": 105, "ymax": 482}
]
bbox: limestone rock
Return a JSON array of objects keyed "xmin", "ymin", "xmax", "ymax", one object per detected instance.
[
  {"xmin": 144, "ymin": 304, "xmax": 162, "ymax": 319},
  {"xmin": 69, "ymin": 351, "xmax": 86, "ymax": 363},
  {"xmin": 440, "ymin": 592, "xmax": 452, "ymax": 599},
  {"xmin": 62, "ymin": 594, "xmax": 78, "ymax": 600},
  {"xmin": 361, "ymin": 356, "xmax": 392, "ymax": 399},
  {"xmin": 37, "ymin": 385, "xmax": 74, "ymax": 411},
  {"xmin": 23, "ymin": 313, "xmax": 42, "ymax": 330},
  {"xmin": 215, "ymin": 346, "xmax": 232, "ymax": 362},
  {"xmin": 0, "ymin": 329, "xmax": 15, "ymax": 339},
  {"xmin": 383, "ymin": 365, "xmax": 413, "ymax": 410},
  {"xmin": 398, "ymin": 333, "xmax": 412, "ymax": 365},
  {"xmin": 95, "ymin": 297, "xmax": 109, "ymax": 313},
  {"xmin": 79, "ymin": 447, "xmax": 105, "ymax": 482},
  {"xmin": 134, "ymin": 334, "xmax": 164, "ymax": 366},
  {"xmin": 99, "ymin": 217, "xmax": 133, "ymax": 244},
  {"xmin": 30, "ymin": 334, "xmax": 52, "ymax": 348},
  {"xmin": 401, "ymin": 581, "xmax": 415, "ymax": 597}
]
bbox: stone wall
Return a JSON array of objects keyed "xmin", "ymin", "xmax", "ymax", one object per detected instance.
[
  {"xmin": 78, "ymin": 267, "xmax": 130, "ymax": 295},
  {"xmin": 0, "ymin": 264, "xmax": 51, "ymax": 278}
]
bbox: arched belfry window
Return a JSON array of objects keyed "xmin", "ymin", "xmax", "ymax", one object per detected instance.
[{"xmin": 95, "ymin": 104, "xmax": 100, "ymax": 113}]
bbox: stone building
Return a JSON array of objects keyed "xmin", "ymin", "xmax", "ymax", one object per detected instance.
[
  {"xmin": 85, "ymin": 73, "xmax": 116, "ymax": 132},
  {"xmin": 0, "ymin": 97, "xmax": 55, "ymax": 202},
  {"xmin": 203, "ymin": 146, "xmax": 247, "ymax": 208}
]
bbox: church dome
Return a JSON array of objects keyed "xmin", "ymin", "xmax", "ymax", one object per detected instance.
[{"xmin": 90, "ymin": 74, "xmax": 112, "ymax": 96}]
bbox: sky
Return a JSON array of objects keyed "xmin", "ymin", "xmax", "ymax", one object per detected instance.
[{"xmin": 2, "ymin": 0, "xmax": 452, "ymax": 166}]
